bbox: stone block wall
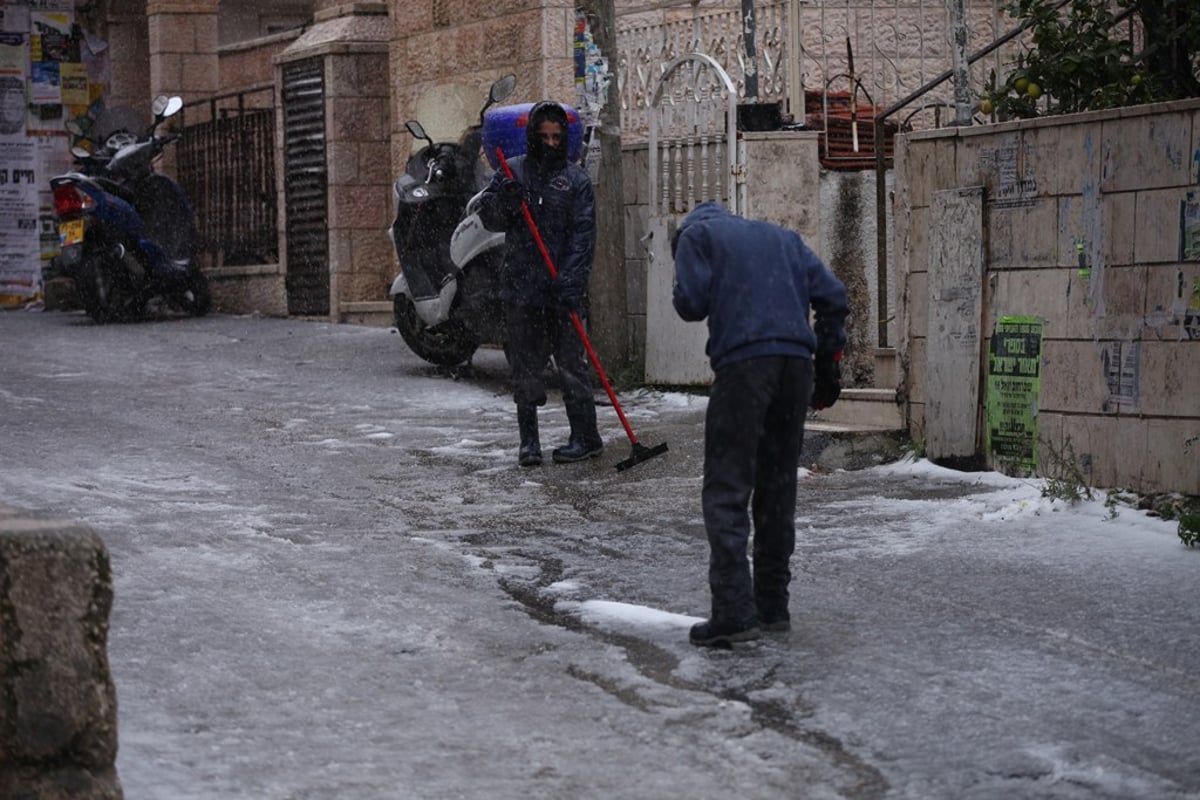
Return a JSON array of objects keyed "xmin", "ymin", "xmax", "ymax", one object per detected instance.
[
  {"xmin": 146, "ymin": 0, "xmax": 220, "ymax": 104},
  {"xmin": 0, "ymin": 506, "xmax": 121, "ymax": 800},
  {"xmin": 105, "ymin": 9, "xmax": 151, "ymax": 114},
  {"xmin": 895, "ymin": 98, "xmax": 1200, "ymax": 494},
  {"xmin": 387, "ymin": 1, "xmax": 578, "ymax": 176},
  {"xmin": 219, "ymin": 30, "xmax": 302, "ymax": 91},
  {"xmin": 324, "ymin": 43, "xmax": 394, "ymax": 310}
]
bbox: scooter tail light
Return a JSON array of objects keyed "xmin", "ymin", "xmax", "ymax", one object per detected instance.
[{"xmin": 52, "ymin": 184, "xmax": 95, "ymax": 217}]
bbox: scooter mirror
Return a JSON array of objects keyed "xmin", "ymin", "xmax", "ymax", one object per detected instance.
[
  {"xmin": 71, "ymin": 145, "xmax": 91, "ymax": 159},
  {"xmin": 406, "ymin": 120, "xmax": 432, "ymax": 145},
  {"xmin": 65, "ymin": 119, "xmax": 85, "ymax": 137},
  {"xmin": 151, "ymin": 95, "xmax": 184, "ymax": 119},
  {"xmin": 489, "ymin": 74, "xmax": 517, "ymax": 105}
]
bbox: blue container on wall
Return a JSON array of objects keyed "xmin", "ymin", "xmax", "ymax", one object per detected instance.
[{"xmin": 482, "ymin": 102, "xmax": 585, "ymax": 170}]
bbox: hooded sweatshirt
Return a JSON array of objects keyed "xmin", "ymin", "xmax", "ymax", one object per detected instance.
[
  {"xmin": 478, "ymin": 102, "xmax": 595, "ymax": 308},
  {"xmin": 672, "ymin": 201, "xmax": 849, "ymax": 371}
]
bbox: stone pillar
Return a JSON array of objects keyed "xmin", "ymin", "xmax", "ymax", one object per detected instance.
[
  {"xmin": 0, "ymin": 506, "xmax": 121, "ymax": 800},
  {"xmin": 104, "ymin": 7, "xmax": 150, "ymax": 113},
  {"xmin": 145, "ymin": 0, "xmax": 219, "ymax": 105},
  {"xmin": 277, "ymin": 3, "xmax": 393, "ymax": 320}
]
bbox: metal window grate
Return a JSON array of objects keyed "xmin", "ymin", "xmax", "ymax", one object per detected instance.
[{"xmin": 281, "ymin": 58, "xmax": 329, "ymax": 316}]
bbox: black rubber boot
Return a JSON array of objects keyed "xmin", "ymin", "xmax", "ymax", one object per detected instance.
[
  {"xmin": 552, "ymin": 400, "xmax": 603, "ymax": 463},
  {"xmin": 517, "ymin": 404, "xmax": 542, "ymax": 467}
]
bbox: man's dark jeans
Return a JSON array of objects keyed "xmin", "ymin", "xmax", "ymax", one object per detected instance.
[{"xmin": 702, "ymin": 355, "xmax": 813, "ymax": 627}]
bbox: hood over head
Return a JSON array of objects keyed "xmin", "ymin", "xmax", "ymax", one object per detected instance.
[
  {"xmin": 672, "ymin": 201, "xmax": 730, "ymax": 256},
  {"xmin": 525, "ymin": 100, "xmax": 570, "ymax": 169}
]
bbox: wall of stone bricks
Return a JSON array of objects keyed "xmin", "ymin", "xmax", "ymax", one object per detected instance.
[
  {"xmin": 387, "ymin": 0, "xmax": 578, "ymax": 176},
  {"xmin": 895, "ymin": 98, "xmax": 1200, "ymax": 494},
  {"xmin": 218, "ymin": 30, "xmax": 301, "ymax": 91},
  {"xmin": 146, "ymin": 0, "xmax": 219, "ymax": 105}
]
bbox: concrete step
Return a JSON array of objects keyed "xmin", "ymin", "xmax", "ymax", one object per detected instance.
[
  {"xmin": 340, "ymin": 301, "xmax": 393, "ymax": 327},
  {"xmin": 810, "ymin": 387, "xmax": 904, "ymax": 431}
]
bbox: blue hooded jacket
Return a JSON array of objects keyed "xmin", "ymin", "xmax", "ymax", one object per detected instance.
[
  {"xmin": 477, "ymin": 102, "xmax": 595, "ymax": 309},
  {"xmin": 672, "ymin": 201, "xmax": 849, "ymax": 371}
]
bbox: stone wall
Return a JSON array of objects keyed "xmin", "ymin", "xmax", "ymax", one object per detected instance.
[
  {"xmin": 387, "ymin": 0, "xmax": 578, "ymax": 177},
  {"xmin": 146, "ymin": 0, "xmax": 219, "ymax": 104},
  {"xmin": 895, "ymin": 98, "xmax": 1200, "ymax": 494},
  {"xmin": 104, "ymin": 8, "xmax": 151, "ymax": 114},
  {"xmin": 0, "ymin": 506, "xmax": 121, "ymax": 800},
  {"xmin": 219, "ymin": 29, "xmax": 302, "ymax": 90}
]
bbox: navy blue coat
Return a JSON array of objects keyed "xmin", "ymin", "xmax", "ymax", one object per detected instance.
[
  {"xmin": 672, "ymin": 201, "xmax": 849, "ymax": 371},
  {"xmin": 477, "ymin": 154, "xmax": 596, "ymax": 309}
]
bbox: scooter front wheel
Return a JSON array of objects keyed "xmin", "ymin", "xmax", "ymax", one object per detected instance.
[
  {"xmin": 174, "ymin": 268, "xmax": 211, "ymax": 317},
  {"xmin": 393, "ymin": 294, "xmax": 479, "ymax": 366}
]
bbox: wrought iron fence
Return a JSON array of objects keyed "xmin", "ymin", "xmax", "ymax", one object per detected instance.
[{"xmin": 177, "ymin": 85, "xmax": 278, "ymax": 267}]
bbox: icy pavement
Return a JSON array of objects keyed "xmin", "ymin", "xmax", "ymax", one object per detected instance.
[{"xmin": 1, "ymin": 309, "xmax": 1196, "ymax": 800}]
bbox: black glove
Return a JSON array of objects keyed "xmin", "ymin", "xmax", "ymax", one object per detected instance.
[
  {"xmin": 498, "ymin": 177, "xmax": 524, "ymax": 217},
  {"xmin": 810, "ymin": 350, "xmax": 843, "ymax": 410},
  {"xmin": 557, "ymin": 285, "xmax": 584, "ymax": 314}
]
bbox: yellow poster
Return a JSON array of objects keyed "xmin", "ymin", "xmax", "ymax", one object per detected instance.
[{"xmin": 59, "ymin": 61, "xmax": 85, "ymax": 105}]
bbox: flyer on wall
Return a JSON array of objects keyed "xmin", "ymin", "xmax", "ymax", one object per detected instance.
[{"xmin": 0, "ymin": 139, "xmax": 41, "ymax": 303}]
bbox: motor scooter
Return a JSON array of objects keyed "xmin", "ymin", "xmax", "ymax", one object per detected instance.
[
  {"xmin": 388, "ymin": 75, "xmax": 516, "ymax": 366},
  {"xmin": 50, "ymin": 95, "xmax": 209, "ymax": 323}
]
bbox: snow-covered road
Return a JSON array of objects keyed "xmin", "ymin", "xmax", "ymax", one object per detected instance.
[{"xmin": 2, "ymin": 310, "xmax": 1195, "ymax": 799}]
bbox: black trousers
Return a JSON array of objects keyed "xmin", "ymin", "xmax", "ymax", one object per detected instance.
[
  {"xmin": 506, "ymin": 303, "xmax": 593, "ymax": 408},
  {"xmin": 701, "ymin": 356, "xmax": 813, "ymax": 627}
]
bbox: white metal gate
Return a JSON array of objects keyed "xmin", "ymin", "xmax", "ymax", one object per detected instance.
[{"xmin": 643, "ymin": 53, "xmax": 740, "ymax": 385}]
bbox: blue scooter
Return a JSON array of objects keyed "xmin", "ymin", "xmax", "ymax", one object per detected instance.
[{"xmin": 51, "ymin": 95, "xmax": 209, "ymax": 323}]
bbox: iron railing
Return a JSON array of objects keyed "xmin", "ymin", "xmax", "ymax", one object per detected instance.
[{"xmin": 178, "ymin": 85, "xmax": 278, "ymax": 266}]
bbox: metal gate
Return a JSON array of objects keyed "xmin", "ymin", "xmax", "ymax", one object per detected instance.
[
  {"xmin": 178, "ymin": 86, "xmax": 277, "ymax": 267},
  {"xmin": 643, "ymin": 53, "xmax": 740, "ymax": 385},
  {"xmin": 281, "ymin": 58, "xmax": 329, "ymax": 317}
]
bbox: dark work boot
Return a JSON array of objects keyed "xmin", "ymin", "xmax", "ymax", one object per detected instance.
[
  {"xmin": 689, "ymin": 619, "xmax": 760, "ymax": 647},
  {"xmin": 552, "ymin": 400, "xmax": 603, "ymax": 463},
  {"xmin": 517, "ymin": 404, "xmax": 541, "ymax": 467}
]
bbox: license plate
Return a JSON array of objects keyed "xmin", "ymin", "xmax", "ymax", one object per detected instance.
[{"xmin": 59, "ymin": 219, "xmax": 84, "ymax": 247}]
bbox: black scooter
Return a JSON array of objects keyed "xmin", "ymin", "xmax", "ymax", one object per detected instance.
[
  {"xmin": 50, "ymin": 95, "xmax": 209, "ymax": 323},
  {"xmin": 388, "ymin": 74, "xmax": 516, "ymax": 366}
]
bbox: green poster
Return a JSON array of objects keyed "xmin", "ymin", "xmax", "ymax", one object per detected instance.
[{"xmin": 986, "ymin": 316, "xmax": 1044, "ymax": 475}]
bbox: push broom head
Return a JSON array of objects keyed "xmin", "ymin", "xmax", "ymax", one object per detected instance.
[{"xmin": 615, "ymin": 441, "xmax": 670, "ymax": 472}]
